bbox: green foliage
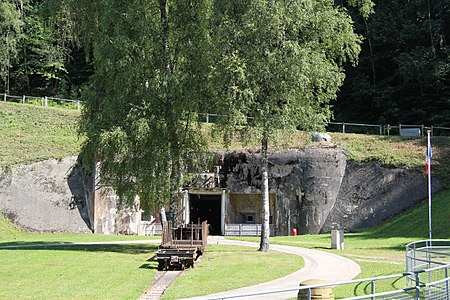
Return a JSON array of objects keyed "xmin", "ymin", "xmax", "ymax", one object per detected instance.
[
  {"xmin": 210, "ymin": 0, "xmax": 366, "ymax": 250},
  {"xmin": 68, "ymin": 0, "xmax": 213, "ymax": 210},
  {"xmin": 0, "ymin": 0, "xmax": 24, "ymax": 89},
  {"xmin": 211, "ymin": 0, "xmax": 363, "ymax": 142},
  {"xmin": 336, "ymin": 0, "xmax": 450, "ymax": 126}
]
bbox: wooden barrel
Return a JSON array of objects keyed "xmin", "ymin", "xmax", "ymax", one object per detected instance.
[{"xmin": 298, "ymin": 279, "xmax": 334, "ymax": 300}]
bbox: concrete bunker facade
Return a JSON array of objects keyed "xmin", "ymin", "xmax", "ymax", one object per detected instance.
[
  {"xmin": 90, "ymin": 146, "xmax": 433, "ymax": 236},
  {"xmin": 178, "ymin": 148, "xmax": 347, "ymax": 236}
]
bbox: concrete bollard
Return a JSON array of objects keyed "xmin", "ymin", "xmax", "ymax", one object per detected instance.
[
  {"xmin": 298, "ymin": 279, "xmax": 334, "ymax": 300},
  {"xmin": 331, "ymin": 230, "xmax": 344, "ymax": 250}
]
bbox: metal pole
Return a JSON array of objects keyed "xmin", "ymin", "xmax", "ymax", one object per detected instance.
[
  {"xmin": 22, "ymin": 95, "xmax": 25, "ymax": 104},
  {"xmin": 415, "ymin": 271, "xmax": 420, "ymax": 300},
  {"xmin": 445, "ymin": 267, "xmax": 449, "ymax": 299},
  {"xmin": 371, "ymin": 280, "xmax": 375, "ymax": 300},
  {"xmin": 427, "ymin": 130, "xmax": 432, "ymax": 243},
  {"xmin": 342, "ymin": 122, "xmax": 345, "ymax": 133}
]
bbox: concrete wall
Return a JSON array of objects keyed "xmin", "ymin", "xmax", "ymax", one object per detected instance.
[
  {"xmin": 219, "ymin": 147, "xmax": 438, "ymax": 234},
  {"xmin": 0, "ymin": 157, "xmax": 91, "ymax": 233},
  {"xmin": 92, "ymin": 162, "xmax": 140, "ymax": 235}
]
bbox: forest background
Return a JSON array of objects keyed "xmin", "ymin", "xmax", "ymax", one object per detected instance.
[{"xmin": 1, "ymin": 0, "xmax": 449, "ymax": 126}]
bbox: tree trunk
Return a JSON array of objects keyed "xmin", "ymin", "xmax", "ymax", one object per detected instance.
[
  {"xmin": 159, "ymin": 0, "xmax": 179, "ymax": 227},
  {"xmin": 168, "ymin": 155, "xmax": 181, "ymax": 227},
  {"xmin": 259, "ymin": 133, "xmax": 270, "ymax": 252},
  {"xmin": 159, "ymin": 0, "xmax": 172, "ymax": 73},
  {"xmin": 364, "ymin": 19, "xmax": 376, "ymax": 85},
  {"xmin": 160, "ymin": 206, "xmax": 167, "ymax": 223}
]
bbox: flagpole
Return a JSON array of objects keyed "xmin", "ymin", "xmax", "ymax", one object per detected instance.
[{"xmin": 427, "ymin": 130, "xmax": 432, "ymax": 242}]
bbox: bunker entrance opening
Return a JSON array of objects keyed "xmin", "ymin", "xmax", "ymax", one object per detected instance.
[{"xmin": 189, "ymin": 194, "xmax": 222, "ymax": 235}]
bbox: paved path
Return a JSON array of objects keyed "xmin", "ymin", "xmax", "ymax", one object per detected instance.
[{"xmin": 182, "ymin": 236, "xmax": 360, "ymax": 300}]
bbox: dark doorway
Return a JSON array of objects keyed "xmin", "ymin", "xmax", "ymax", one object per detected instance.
[{"xmin": 189, "ymin": 194, "xmax": 221, "ymax": 235}]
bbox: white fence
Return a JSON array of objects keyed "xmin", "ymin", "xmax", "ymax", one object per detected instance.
[
  {"xmin": 2, "ymin": 93, "xmax": 81, "ymax": 110},
  {"xmin": 139, "ymin": 222, "xmax": 162, "ymax": 236},
  {"xmin": 2, "ymin": 93, "xmax": 449, "ymax": 136},
  {"xmin": 224, "ymin": 224, "xmax": 277, "ymax": 236}
]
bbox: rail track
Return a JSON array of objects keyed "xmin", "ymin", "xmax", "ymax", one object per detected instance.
[{"xmin": 139, "ymin": 270, "xmax": 184, "ymax": 300}]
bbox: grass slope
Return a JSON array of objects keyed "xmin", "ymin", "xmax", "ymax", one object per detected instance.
[
  {"xmin": 2, "ymin": 101, "xmax": 449, "ymax": 186},
  {"xmin": 0, "ymin": 101, "xmax": 82, "ymax": 166}
]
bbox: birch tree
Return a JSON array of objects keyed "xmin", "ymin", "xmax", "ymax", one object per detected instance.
[
  {"xmin": 211, "ymin": 0, "xmax": 364, "ymax": 251},
  {"xmin": 66, "ymin": 0, "xmax": 212, "ymax": 220}
]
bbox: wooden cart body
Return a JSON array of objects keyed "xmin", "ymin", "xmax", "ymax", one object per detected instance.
[{"xmin": 156, "ymin": 221, "xmax": 208, "ymax": 270}]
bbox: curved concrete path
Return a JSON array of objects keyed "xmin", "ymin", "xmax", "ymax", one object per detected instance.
[{"xmin": 183, "ymin": 236, "xmax": 360, "ymax": 300}]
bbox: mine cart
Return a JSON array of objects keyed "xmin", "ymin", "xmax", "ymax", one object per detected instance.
[{"xmin": 156, "ymin": 221, "xmax": 208, "ymax": 271}]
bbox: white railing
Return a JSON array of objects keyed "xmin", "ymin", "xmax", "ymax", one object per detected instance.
[
  {"xmin": 2, "ymin": 93, "xmax": 449, "ymax": 136},
  {"xmin": 139, "ymin": 222, "xmax": 162, "ymax": 236},
  {"xmin": 200, "ymin": 263, "xmax": 450, "ymax": 300},
  {"xmin": 224, "ymin": 224, "xmax": 277, "ymax": 236},
  {"xmin": 2, "ymin": 93, "xmax": 82, "ymax": 110}
]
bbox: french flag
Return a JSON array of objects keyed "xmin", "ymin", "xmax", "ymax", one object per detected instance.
[{"xmin": 426, "ymin": 137, "xmax": 432, "ymax": 174}]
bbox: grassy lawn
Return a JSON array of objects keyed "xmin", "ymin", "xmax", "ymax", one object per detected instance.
[
  {"xmin": 1, "ymin": 216, "xmax": 303, "ymax": 299},
  {"xmin": 0, "ymin": 214, "xmax": 160, "ymax": 244},
  {"xmin": 162, "ymin": 244, "xmax": 304, "ymax": 299},
  {"xmin": 0, "ymin": 243, "xmax": 158, "ymax": 300},
  {"xmin": 228, "ymin": 189, "xmax": 450, "ymax": 298}
]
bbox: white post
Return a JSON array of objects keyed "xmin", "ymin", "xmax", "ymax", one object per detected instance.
[
  {"xmin": 3, "ymin": 93, "xmax": 6, "ymax": 101},
  {"xmin": 77, "ymin": 100, "xmax": 80, "ymax": 110},
  {"xmin": 221, "ymin": 190, "xmax": 226, "ymax": 235},
  {"xmin": 331, "ymin": 230, "xmax": 344, "ymax": 250},
  {"xmin": 22, "ymin": 95, "xmax": 25, "ymax": 104},
  {"xmin": 44, "ymin": 96, "xmax": 48, "ymax": 107},
  {"xmin": 427, "ymin": 130, "xmax": 433, "ymax": 242},
  {"xmin": 183, "ymin": 190, "xmax": 190, "ymax": 225}
]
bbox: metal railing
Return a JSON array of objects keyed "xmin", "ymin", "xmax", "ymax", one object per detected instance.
[
  {"xmin": 224, "ymin": 224, "xmax": 277, "ymax": 236},
  {"xmin": 198, "ymin": 266, "xmax": 450, "ymax": 300},
  {"xmin": 199, "ymin": 113, "xmax": 450, "ymax": 137},
  {"xmin": 2, "ymin": 93, "xmax": 82, "ymax": 110},
  {"xmin": 406, "ymin": 240, "xmax": 450, "ymax": 272},
  {"xmin": 2, "ymin": 93, "xmax": 449, "ymax": 136},
  {"xmin": 198, "ymin": 264, "xmax": 450, "ymax": 299},
  {"xmin": 327, "ymin": 122, "xmax": 450, "ymax": 137}
]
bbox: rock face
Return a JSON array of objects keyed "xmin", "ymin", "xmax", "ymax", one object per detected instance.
[
  {"xmin": 321, "ymin": 162, "xmax": 440, "ymax": 232},
  {"xmin": 0, "ymin": 157, "xmax": 140, "ymax": 234},
  {"xmin": 220, "ymin": 148, "xmax": 347, "ymax": 234},
  {"xmin": 0, "ymin": 157, "xmax": 92, "ymax": 233},
  {"xmin": 220, "ymin": 147, "xmax": 439, "ymax": 234}
]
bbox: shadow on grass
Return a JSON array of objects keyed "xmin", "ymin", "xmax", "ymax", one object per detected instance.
[
  {"xmin": 140, "ymin": 255, "xmax": 159, "ymax": 269},
  {"xmin": 0, "ymin": 241, "xmax": 159, "ymax": 255}
]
